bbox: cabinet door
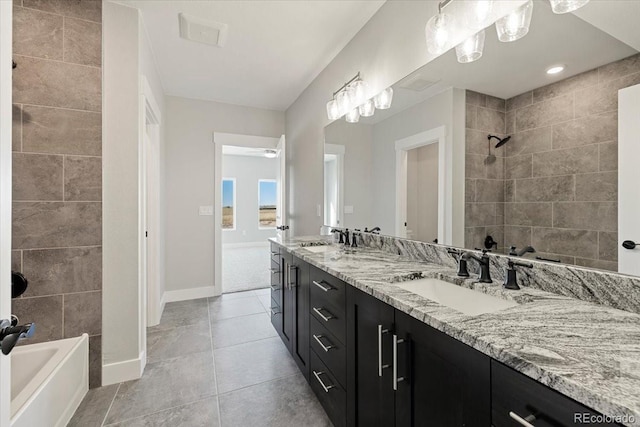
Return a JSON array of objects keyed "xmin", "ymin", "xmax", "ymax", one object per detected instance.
[
  {"xmin": 291, "ymin": 256, "xmax": 309, "ymax": 379},
  {"xmin": 346, "ymin": 287, "xmax": 395, "ymax": 427},
  {"xmin": 277, "ymin": 252, "xmax": 293, "ymax": 350},
  {"xmin": 395, "ymin": 310, "xmax": 491, "ymax": 427}
]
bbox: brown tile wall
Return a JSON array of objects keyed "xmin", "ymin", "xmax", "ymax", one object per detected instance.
[
  {"xmin": 465, "ymin": 54, "xmax": 640, "ymax": 272},
  {"xmin": 11, "ymin": 0, "xmax": 102, "ymax": 388}
]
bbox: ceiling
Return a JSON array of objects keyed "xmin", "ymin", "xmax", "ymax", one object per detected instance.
[
  {"xmin": 128, "ymin": 0, "xmax": 385, "ymax": 111},
  {"xmin": 359, "ymin": 0, "xmax": 638, "ymax": 125}
]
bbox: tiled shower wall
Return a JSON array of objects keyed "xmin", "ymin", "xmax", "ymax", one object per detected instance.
[
  {"xmin": 465, "ymin": 53, "xmax": 640, "ymax": 272},
  {"xmin": 11, "ymin": 0, "xmax": 102, "ymax": 387}
]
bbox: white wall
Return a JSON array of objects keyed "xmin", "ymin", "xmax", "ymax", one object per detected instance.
[
  {"xmin": 164, "ymin": 96, "xmax": 284, "ymax": 294},
  {"xmin": 222, "ymin": 155, "xmax": 278, "ymax": 244},
  {"xmin": 285, "ymin": 0, "xmax": 525, "ymax": 237},
  {"xmin": 407, "ymin": 143, "xmax": 438, "ymax": 242},
  {"xmin": 324, "ymin": 120, "xmax": 373, "ymax": 229},
  {"xmin": 103, "ymin": 1, "xmax": 143, "ymax": 383}
]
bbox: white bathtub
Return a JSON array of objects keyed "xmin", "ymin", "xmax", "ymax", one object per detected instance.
[{"xmin": 10, "ymin": 334, "xmax": 89, "ymax": 427}]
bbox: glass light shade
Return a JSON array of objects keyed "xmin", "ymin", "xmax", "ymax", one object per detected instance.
[
  {"xmin": 336, "ymin": 87, "xmax": 354, "ymax": 116},
  {"xmin": 425, "ymin": 12, "xmax": 458, "ymax": 55},
  {"xmin": 455, "ymin": 30, "xmax": 485, "ymax": 63},
  {"xmin": 495, "ymin": 0, "xmax": 533, "ymax": 42},
  {"xmin": 466, "ymin": 0, "xmax": 494, "ymax": 29},
  {"xmin": 358, "ymin": 99, "xmax": 375, "ymax": 117},
  {"xmin": 549, "ymin": 0, "xmax": 589, "ymax": 14},
  {"xmin": 345, "ymin": 108, "xmax": 360, "ymax": 123},
  {"xmin": 349, "ymin": 80, "xmax": 370, "ymax": 106},
  {"xmin": 374, "ymin": 87, "xmax": 394, "ymax": 110},
  {"xmin": 326, "ymin": 99, "xmax": 340, "ymax": 120}
]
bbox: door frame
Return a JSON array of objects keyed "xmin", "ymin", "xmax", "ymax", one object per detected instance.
[
  {"xmin": 0, "ymin": 2, "xmax": 12, "ymax": 425},
  {"xmin": 394, "ymin": 126, "xmax": 450, "ymax": 244},
  {"xmin": 141, "ymin": 76, "xmax": 162, "ymax": 326}
]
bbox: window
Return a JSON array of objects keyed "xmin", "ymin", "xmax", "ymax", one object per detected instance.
[
  {"xmin": 258, "ymin": 180, "xmax": 277, "ymax": 228},
  {"xmin": 222, "ymin": 178, "xmax": 236, "ymax": 230}
]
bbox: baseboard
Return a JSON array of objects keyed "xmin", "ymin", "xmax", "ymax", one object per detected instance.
[
  {"xmin": 163, "ymin": 285, "xmax": 217, "ymax": 303},
  {"xmin": 222, "ymin": 241, "xmax": 270, "ymax": 249},
  {"xmin": 102, "ymin": 350, "xmax": 146, "ymax": 386}
]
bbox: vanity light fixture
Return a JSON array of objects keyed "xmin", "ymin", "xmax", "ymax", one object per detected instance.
[
  {"xmin": 374, "ymin": 87, "xmax": 394, "ymax": 110},
  {"xmin": 359, "ymin": 99, "xmax": 375, "ymax": 117},
  {"xmin": 326, "ymin": 99, "xmax": 340, "ymax": 120},
  {"xmin": 425, "ymin": 0, "xmax": 458, "ymax": 55},
  {"xmin": 546, "ymin": 65, "xmax": 565, "ymax": 75},
  {"xmin": 495, "ymin": 0, "xmax": 533, "ymax": 42},
  {"xmin": 326, "ymin": 73, "xmax": 393, "ymax": 122},
  {"xmin": 345, "ymin": 108, "xmax": 360, "ymax": 123},
  {"xmin": 467, "ymin": 0, "xmax": 494, "ymax": 29},
  {"xmin": 264, "ymin": 149, "xmax": 277, "ymax": 159},
  {"xmin": 455, "ymin": 29, "xmax": 486, "ymax": 63},
  {"xmin": 548, "ymin": 0, "xmax": 590, "ymax": 14}
]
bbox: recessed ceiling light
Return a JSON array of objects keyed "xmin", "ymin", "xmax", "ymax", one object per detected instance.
[
  {"xmin": 264, "ymin": 150, "xmax": 277, "ymax": 159},
  {"xmin": 546, "ymin": 65, "xmax": 565, "ymax": 75}
]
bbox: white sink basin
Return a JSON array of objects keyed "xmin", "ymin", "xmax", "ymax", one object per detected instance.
[
  {"xmin": 396, "ymin": 278, "xmax": 518, "ymax": 316},
  {"xmin": 304, "ymin": 245, "xmax": 337, "ymax": 253}
]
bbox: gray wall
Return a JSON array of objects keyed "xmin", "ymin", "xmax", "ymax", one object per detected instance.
[
  {"xmin": 12, "ymin": 0, "xmax": 102, "ymax": 387},
  {"xmin": 164, "ymin": 96, "xmax": 284, "ymax": 293},
  {"xmin": 222, "ymin": 155, "xmax": 278, "ymax": 245}
]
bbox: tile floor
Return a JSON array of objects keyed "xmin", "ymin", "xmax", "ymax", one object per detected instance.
[
  {"xmin": 222, "ymin": 245, "xmax": 271, "ymax": 293},
  {"xmin": 69, "ymin": 289, "xmax": 332, "ymax": 426}
]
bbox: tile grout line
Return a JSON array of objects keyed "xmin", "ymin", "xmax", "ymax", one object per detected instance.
[
  {"xmin": 216, "ymin": 372, "xmax": 301, "ymax": 398},
  {"xmin": 102, "ymin": 395, "xmax": 218, "ymax": 427},
  {"xmin": 207, "ymin": 294, "xmax": 223, "ymax": 426},
  {"xmin": 101, "ymin": 382, "xmax": 122, "ymax": 427}
]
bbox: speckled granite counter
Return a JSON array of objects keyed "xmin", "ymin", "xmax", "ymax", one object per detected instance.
[{"xmin": 270, "ymin": 235, "xmax": 640, "ymax": 426}]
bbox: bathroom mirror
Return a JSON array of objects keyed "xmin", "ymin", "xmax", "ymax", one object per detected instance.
[{"xmin": 323, "ymin": 0, "xmax": 640, "ymax": 274}]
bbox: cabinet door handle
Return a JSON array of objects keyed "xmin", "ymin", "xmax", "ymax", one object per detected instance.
[
  {"xmin": 509, "ymin": 412, "xmax": 536, "ymax": 427},
  {"xmin": 312, "ymin": 370, "xmax": 335, "ymax": 393},
  {"xmin": 378, "ymin": 324, "xmax": 389, "ymax": 377},
  {"xmin": 312, "ymin": 307, "xmax": 335, "ymax": 322},
  {"xmin": 312, "ymin": 280, "xmax": 334, "ymax": 292},
  {"xmin": 392, "ymin": 334, "xmax": 405, "ymax": 391},
  {"xmin": 270, "ymin": 251, "xmax": 278, "ymax": 256},
  {"xmin": 313, "ymin": 334, "xmax": 334, "ymax": 352},
  {"xmin": 270, "ymin": 268, "xmax": 280, "ymax": 273},
  {"xmin": 270, "ymin": 284, "xmax": 280, "ymax": 291},
  {"xmin": 288, "ymin": 265, "xmax": 297, "ymax": 288},
  {"xmin": 270, "ymin": 307, "xmax": 280, "ymax": 316}
]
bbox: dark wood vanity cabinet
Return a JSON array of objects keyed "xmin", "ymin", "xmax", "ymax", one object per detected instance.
[{"xmin": 346, "ymin": 286, "xmax": 491, "ymax": 427}]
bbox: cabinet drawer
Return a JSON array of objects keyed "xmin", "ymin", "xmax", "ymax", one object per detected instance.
[
  {"xmin": 310, "ymin": 267, "xmax": 346, "ymax": 316},
  {"xmin": 270, "ymin": 260, "xmax": 281, "ymax": 285},
  {"xmin": 310, "ymin": 350, "xmax": 346, "ymax": 427},
  {"xmin": 270, "ymin": 243, "xmax": 280, "ymax": 265},
  {"xmin": 310, "ymin": 302, "xmax": 346, "ymax": 344},
  {"xmin": 310, "ymin": 316, "xmax": 346, "ymax": 388},
  {"xmin": 270, "ymin": 298, "xmax": 282, "ymax": 333},
  {"xmin": 492, "ymin": 361, "xmax": 621, "ymax": 427}
]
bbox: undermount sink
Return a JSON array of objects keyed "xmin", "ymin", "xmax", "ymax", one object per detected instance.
[
  {"xmin": 304, "ymin": 245, "xmax": 338, "ymax": 253},
  {"xmin": 396, "ymin": 278, "xmax": 519, "ymax": 316}
]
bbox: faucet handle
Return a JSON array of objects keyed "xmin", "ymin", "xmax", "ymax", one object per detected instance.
[{"xmin": 0, "ymin": 321, "xmax": 36, "ymax": 355}]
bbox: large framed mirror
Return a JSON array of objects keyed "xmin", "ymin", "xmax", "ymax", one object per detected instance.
[{"xmin": 323, "ymin": 0, "xmax": 640, "ymax": 275}]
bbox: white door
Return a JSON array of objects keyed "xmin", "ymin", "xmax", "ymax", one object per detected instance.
[
  {"xmin": 0, "ymin": 2, "xmax": 13, "ymax": 425},
  {"xmin": 275, "ymin": 135, "xmax": 287, "ymax": 237},
  {"xmin": 618, "ymin": 83, "xmax": 640, "ymax": 276}
]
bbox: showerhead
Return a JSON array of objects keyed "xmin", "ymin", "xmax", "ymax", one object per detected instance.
[{"xmin": 488, "ymin": 134, "xmax": 511, "ymax": 148}]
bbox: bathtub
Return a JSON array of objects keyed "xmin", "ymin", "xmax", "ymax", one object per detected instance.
[{"xmin": 10, "ymin": 334, "xmax": 89, "ymax": 427}]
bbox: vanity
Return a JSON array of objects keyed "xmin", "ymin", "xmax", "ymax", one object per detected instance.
[{"xmin": 269, "ymin": 236, "xmax": 640, "ymax": 427}]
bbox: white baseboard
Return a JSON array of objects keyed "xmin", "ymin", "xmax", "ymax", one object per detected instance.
[
  {"xmin": 222, "ymin": 241, "xmax": 270, "ymax": 249},
  {"xmin": 163, "ymin": 285, "xmax": 216, "ymax": 303},
  {"xmin": 102, "ymin": 350, "xmax": 146, "ymax": 386}
]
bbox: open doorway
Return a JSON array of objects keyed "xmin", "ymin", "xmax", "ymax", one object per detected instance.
[
  {"xmin": 406, "ymin": 143, "xmax": 439, "ymax": 242},
  {"xmin": 214, "ymin": 134, "xmax": 285, "ymax": 295}
]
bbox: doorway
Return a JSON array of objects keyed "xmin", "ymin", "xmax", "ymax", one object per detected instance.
[
  {"xmin": 406, "ymin": 143, "xmax": 439, "ymax": 242},
  {"xmin": 214, "ymin": 133, "xmax": 286, "ymax": 295}
]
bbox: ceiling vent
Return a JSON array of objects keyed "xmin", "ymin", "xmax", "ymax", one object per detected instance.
[
  {"xmin": 398, "ymin": 75, "xmax": 439, "ymax": 92},
  {"xmin": 179, "ymin": 13, "xmax": 228, "ymax": 48}
]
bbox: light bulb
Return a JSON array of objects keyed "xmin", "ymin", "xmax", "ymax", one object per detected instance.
[
  {"xmin": 326, "ymin": 99, "xmax": 340, "ymax": 120},
  {"xmin": 425, "ymin": 12, "xmax": 457, "ymax": 55},
  {"xmin": 349, "ymin": 80, "xmax": 369, "ymax": 106},
  {"xmin": 358, "ymin": 99, "xmax": 375, "ymax": 117},
  {"xmin": 345, "ymin": 108, "xmax": 360, "ymax": 123},
  {"xmin": 549, "ymin": 0, "xmax": 589, "ymax": 14},
  {"xmin": 455, "ymin": 29, "xmax": 485, "ymax": 63},
  {"xmin": 495, "ymin": 0, "xmax": 533, "ymax": 42},
  {"xmin": 546, "ymin": 65, "xmax": 565, "ymax": 75},
  {"xmin": 374, "ymin": 87, "xmax": 393, "ymax": 110},
  {"xmin": 467, "ymin": 0, "xmax": 494, "ymax": 29}
]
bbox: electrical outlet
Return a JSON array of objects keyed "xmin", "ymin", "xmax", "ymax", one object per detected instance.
[{"xmin": 199, "ymin": 206, "xmax": 213, "ymax": 216}]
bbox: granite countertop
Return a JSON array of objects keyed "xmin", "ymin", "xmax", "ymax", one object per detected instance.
[{"xmin": 270, "ymin": 235, "xmax": 640, "ymax": 426}]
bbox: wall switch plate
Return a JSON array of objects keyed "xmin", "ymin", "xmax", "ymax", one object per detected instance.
[
  {"xmin": 199, "ymin": 206, "xmax": 214, "ymax": 216},
  {"xmin": 344, "ymin": 205, "xmax": 354, "ymax": 214}
]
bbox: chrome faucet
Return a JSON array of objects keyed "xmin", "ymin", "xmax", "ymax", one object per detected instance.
[{"xmin": 459, "ymin": 250, "xmax": 493, "ymax": 283}]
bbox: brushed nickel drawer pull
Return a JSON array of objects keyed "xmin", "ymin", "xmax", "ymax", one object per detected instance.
[
  {"xmin": 313, "ymin": 334, "xmax": 334, "ymax": 352},
  {"xmin": 313, "ymin": 307, "xmax": 335, "ymax": 322},
  {"xmin": 312, "ymin": 280, "xmax": 334, "ymax": 292},
  {"xmin": 312, "ymin": 370, "xmax": 335, "ymax": 393},
  {"xmin": 270, "ymin": 268, "xmax": 280, "ymax": 273},
  {"xmin": 509, "ymin": 411, "xmax": 536, "ymax": 427},
  {"xmin": 270, "ymin": 307, "xmax": 280, "ymax": 316},
  {"xmin": 393, "ymin": 334, "xmax": 405, "ymax": 391},
  {"xmin": 270, "ymin": 284, "xmax": 280, "ymax": 291},
  {"xmin": 270, "ymin": 251, "xmax": 278, "ymax": 256}
]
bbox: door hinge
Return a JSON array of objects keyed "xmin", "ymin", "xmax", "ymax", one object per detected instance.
[{"xmin": 145, "ymin": 231, "xmax": 148, "ymax": 237}]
